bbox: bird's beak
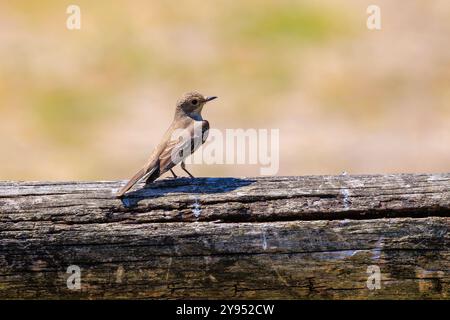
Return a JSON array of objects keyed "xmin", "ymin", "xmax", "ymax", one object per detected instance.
[{"xmin": 205, "ymin": 96, "xmax": 217, "ymax": 102}]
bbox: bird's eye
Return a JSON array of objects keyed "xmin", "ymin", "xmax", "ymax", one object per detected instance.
[{"xmin": 191, "ymin": 99, "xmax": 198, "ymax": 105}]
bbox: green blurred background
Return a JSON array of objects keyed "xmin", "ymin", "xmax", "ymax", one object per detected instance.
[{"xmin": 0, "ymin": 0, "xmax": 449, "ymax": 181}]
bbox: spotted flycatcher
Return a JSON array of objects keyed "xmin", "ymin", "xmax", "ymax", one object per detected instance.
[{"xmin": 116, "ymin": 91, "xmax": 217, "ymax": 197}]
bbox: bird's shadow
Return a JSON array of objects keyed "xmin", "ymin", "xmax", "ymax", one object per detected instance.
[{"xmin": 118, "ymin": 177, "xmax": 256, "ymax": 208}]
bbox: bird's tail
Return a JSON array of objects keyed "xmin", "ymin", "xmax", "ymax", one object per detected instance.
[
  {"xmin": 144, "ymin": 167, "xmax": 161, "ymax": 184},
  {"xmin": 116, "ymin": 167, "xmax": 149, "ymax": 198}
]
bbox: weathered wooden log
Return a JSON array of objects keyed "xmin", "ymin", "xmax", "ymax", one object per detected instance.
[{"xmin": 0, "ymin": 173, "xmax": 449, "ymax": 299}]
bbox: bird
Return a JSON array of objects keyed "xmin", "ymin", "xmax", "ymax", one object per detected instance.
[{"xmin": 116, "ymin": 91, "xmax": 217, "ymax": 198}]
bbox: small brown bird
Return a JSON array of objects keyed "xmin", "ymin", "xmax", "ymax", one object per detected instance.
[{"xmin": 116, "ymin": 91, "xmax": 217, "ymax": 198}]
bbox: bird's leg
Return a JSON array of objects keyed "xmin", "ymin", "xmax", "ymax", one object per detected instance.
[
  {"xmin": 170, "ymin": 169, "xmax": 178, "ymax": 178},
  {"xmin": 181, "ymin": 161, "xmax": 194, "ymax": 178}
]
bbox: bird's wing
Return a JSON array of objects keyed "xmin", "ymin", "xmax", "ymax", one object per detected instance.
[
  {"xmin": 116, "ymin": 137, "xmax": 165, "ymax": 198},
  {"xmin": 116, "ymin": 119, "xmax": 209, "ymax": 198},
  {"xmin": 116, "ymin": 126, "xmax": 186, "ymax": 197},
  {"xmin": 158, "ymin": 120, "xmax": 209, "ymax": 173}
]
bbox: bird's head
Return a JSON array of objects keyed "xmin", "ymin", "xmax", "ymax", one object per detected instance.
[{"xmin": 176, "ymin": 91, "xmax": 217, "ymax": 118}]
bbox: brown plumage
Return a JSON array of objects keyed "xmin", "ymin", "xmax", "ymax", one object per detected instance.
[{"xmin": 116, "ymin": 92, "xmax": 217, "ymax": 198}]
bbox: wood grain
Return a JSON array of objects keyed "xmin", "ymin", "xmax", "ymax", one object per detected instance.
[{"xmin": 0, "ymin": 173, "xmax": 449, "ymax": 299}]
